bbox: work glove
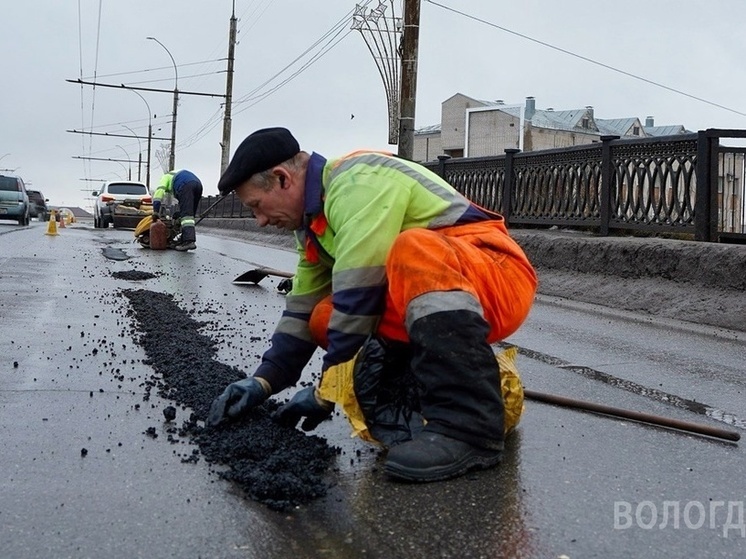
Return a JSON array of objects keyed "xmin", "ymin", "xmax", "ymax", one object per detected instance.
[
  {"xmin": 207, "ymin": 377, "xmax": 270, "ymax": 427},
  {"xmin": 276, "ymin": 278, "xmax": 293, "ymax": 294},
  {"xmin": 273, "ymin": 386, "xmax": 334, "ymax": 432}
]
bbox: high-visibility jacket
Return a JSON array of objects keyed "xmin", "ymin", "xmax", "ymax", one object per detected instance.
[
  {"xmin": 153, "ymin": 169, "xmax": 199, "ymax": 213},
  {"xmin": 254, "ymin": 151, "xmax": 535, "ymax": 393}
]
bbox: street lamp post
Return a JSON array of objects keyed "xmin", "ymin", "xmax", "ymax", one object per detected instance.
[
  {"xmin": 115, "ymin": 145, "xmax": 132, "ymax": 180},
  {"xmin": 121, "ymin": 125, "xmax": 143, "ymax": 182},
  {"xmin": 129, "ymin": 89, "xmax": 153, "ymax": 188},
  {"xmin": 147, "ymin": 36, "xmax": 178, "ymax": 170},
  {"xmin": 114, "ymin": 161, "xmax": 130, "ymax": 180}
]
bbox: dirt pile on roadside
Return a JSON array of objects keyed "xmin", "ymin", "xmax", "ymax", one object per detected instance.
[{"xmin": 121, "ymin": 288, "xmax": 338, "ymax": 511}]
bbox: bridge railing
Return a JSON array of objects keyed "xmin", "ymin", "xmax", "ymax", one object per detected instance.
[{"xmin": 198, "ymin": 128, "xmax": 746, "ymax": 243}]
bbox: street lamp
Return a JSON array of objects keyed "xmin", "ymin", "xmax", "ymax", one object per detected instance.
[
  {"xmin": 146, "ymin": 36, "xmax": 178, "ymax": 170},
  {"xmin": 0, "ymin": 153, "xmax": 10, "ymax": 163},
  {"xmin": 121, "ymin": 124, "xmax": 143, "ymax": 182},
  {"xmin": 128, "ymin": 89, "xmax": 153, "ymax": 188},
  {"xmin": 114, "ymin": 161, "xmax": 129, "ymax": 180},
  {"xmin": 115, "ymin": 145, "xmax": 132, "ymax": 180}
]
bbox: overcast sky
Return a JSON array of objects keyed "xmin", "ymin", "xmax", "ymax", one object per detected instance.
[{"xmin": 2, "ymin": 1, "xmax": 745, "ymax": 210}]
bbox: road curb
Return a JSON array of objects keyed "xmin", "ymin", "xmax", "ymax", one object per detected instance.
[{"xmin": 200, "ymin": 218, "xmax": 746, "ymax": 333}]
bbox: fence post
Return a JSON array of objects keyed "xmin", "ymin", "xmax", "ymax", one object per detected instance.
[
  {"xmin": 695, "ymin": 129, "xmax": 719, "ymax": 242},
  {"xmin": 231, "ymin": 192, "xmax": 238, "ymax": 218},
  {"xmin": 503, "ymin": 149, "xmax": 520, "ymax": 223},
  {"xmin": 599, "ymin": 135, "xmax": 619, "ymax": 236},
  {"xmin": 436, "ymin": 154, "xmax": 450, "ymax": 179}
]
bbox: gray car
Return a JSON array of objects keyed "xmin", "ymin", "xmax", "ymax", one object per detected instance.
[{"xmin": 0, "ymin": 174, "xmax": 30, "ymax": 225}]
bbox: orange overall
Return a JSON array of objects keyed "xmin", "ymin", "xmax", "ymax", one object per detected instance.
[{"xmin": 309, "ymin": 219, "xmax": 537, "ymax": 348}]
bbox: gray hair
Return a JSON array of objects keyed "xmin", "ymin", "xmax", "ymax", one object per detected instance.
[{"xmin": 249, "ymin": 152, "xmax": 306, "ymax": 191}]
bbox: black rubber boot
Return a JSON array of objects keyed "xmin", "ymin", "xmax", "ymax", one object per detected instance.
[
  {"xmin": 385, "ymin": 431, "xmax": 502, "ymax": 482},
  {"xmin": 384, "ymin": 309, "xmax": 504, "ymax": 482},
  {"xmin": 353, "ymin": 336, "xmax": 423, "ymax": 447},
  {"xmin": 175, "ymin": 226, "xmax": 196, "ymax": 251}
]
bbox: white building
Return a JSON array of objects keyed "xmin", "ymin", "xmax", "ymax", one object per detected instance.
[{"xmin": 413, "ymin": 94, "xmax": 689, "ymax": 162}]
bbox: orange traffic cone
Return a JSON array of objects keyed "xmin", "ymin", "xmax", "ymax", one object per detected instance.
[
  {"xmin": 59, "ymin": 213, "xmax": 66, "ymax": 228},
  {"xmin": 46, "ymin": 211, "xmax": 59, "ymax": 236}
]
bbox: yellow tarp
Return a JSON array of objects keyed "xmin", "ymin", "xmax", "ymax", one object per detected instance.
[{"xmin": 318, "ymin": 345, "xmax": 524, "ymax": 445}]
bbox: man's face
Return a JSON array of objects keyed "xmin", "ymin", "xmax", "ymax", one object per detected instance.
[{"xmin": 234, "ymin": 172, "xmax": 304, "ymax": 230}]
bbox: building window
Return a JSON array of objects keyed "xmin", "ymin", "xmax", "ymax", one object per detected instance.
[{"xmin": 633, "ymin": 126, "xmax": 640, "ymax": 135}]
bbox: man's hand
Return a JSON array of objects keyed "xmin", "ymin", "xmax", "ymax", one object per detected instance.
[
  {"xmin": 207, "ymin": 378, "xmax": 270, "ymax": 427},
  {"xmin": 273, "ymin": 386, "xmax": 334, "ymax": 431}
]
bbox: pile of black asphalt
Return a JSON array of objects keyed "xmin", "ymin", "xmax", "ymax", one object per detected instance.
[
  {"xmin": 121, "ymin": 288, "xmax": 339, "ymax": 511},
  {"xmin": 112, "ymin": 270, "xmax": 157, "ymax": 281}
]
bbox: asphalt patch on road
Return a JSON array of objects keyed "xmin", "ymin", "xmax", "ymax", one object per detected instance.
[
  {"xmin": 112, "ymin": 270, "xmax": 157, "ymax": 281},
  {"xmin": 121, "ymin": 288, "xmax": 339, "ymax": 511},
  {"xmin": 102, "ymin": 247, "xmax": 131, "ymax": 261}
]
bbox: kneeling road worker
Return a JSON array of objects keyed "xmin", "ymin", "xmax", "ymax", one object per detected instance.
[{"xmin": 207, "ymin": 127, "xmax": 537, "ymax": 482}]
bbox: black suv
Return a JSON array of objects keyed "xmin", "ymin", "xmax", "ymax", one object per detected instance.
[{"xmin": 27, "ymin": 190, "xmax": 50, "ymax": 221}]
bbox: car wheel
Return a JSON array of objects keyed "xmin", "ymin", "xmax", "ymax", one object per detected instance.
[
  {"xmin": 94, "ymin": 215, "xmax": 100, "ymax": 228},
  {"xmin": 102, "ymin": 216, "xmax": 110, "ymax": 228}
]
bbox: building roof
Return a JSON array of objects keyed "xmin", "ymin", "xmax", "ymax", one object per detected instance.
[
  {"xmin": 415, "ymin": 123, "xmax": 441, "ymax": 135},
  {"xmin": 530, "ymin": 108, "xmax": 597, "ymax": 132},
  {"xmin": 596, "ymin": 118, "xmax": 641, "ymax": 136},
  {"xmin": 51, "ymin": 206, "xmax": 92, "ymax": 218},
  {"xmin": 644, "ymin": 125, "xmax": 689, "ymax": 136}
]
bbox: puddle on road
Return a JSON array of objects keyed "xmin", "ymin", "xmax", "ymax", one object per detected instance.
[{"xmin": 102, "ymin": 247, "xmax": 131, "ymax": 261}]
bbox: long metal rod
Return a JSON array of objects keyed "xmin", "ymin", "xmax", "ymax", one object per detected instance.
[
  {"xmin": 523, "ymin": 389, "xmax": 740, "ymax": 442},
  {"xmin": 195, "ymin": 194, "xmax": 227, "ymax": 225}
]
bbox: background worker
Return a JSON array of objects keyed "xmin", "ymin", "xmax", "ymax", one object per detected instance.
[
  {"xmin": 207, "ymin": 127, "xmax": 537, "ymax": 483},
  {"xmin": 153, "ymin": 169, "xmax": 203, "ymax": 251}
]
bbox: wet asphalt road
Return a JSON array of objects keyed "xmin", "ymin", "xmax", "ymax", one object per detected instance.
[{"xmin": 1, "ymin": 219, "xmax": 746, "ymax": 559}]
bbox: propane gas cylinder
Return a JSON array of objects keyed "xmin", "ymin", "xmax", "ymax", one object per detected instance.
[{"xmin": 149, "ymin": 218, "xmax": 168, "ymax": 250}]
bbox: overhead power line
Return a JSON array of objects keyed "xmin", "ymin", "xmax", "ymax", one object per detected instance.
[
  {"xmin": 179, "ymin": 2, "xmax": 369, "ymax": 149},
  {"xmin": 425, "ymin": 0, "xmax": 746, "ymax": 118},
  {"xmin": 79, "ymin": 59, "xmax": 224, "ymax": 80}
]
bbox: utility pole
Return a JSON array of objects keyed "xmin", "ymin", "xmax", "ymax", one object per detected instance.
[
  {"xmin": 221, "ymin": 2, "xmax": 237, "ymax": 174},
  {"xmin": 398, "ymin": 0, "xmax": 420, "ymax": 160}
]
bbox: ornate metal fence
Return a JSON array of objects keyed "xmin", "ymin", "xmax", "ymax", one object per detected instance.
[
  {"xmin": 424, "ymin": 129, "xmax": 746, "ymax": 242},
  {"xmin": 199, "ymin": 129, "xmax": 746, "ymax": 243}
]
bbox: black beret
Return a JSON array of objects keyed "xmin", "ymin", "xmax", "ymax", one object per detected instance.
[{"xmin": 218, "ymin": 127, "xmax": 300, "ymax": 195}]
